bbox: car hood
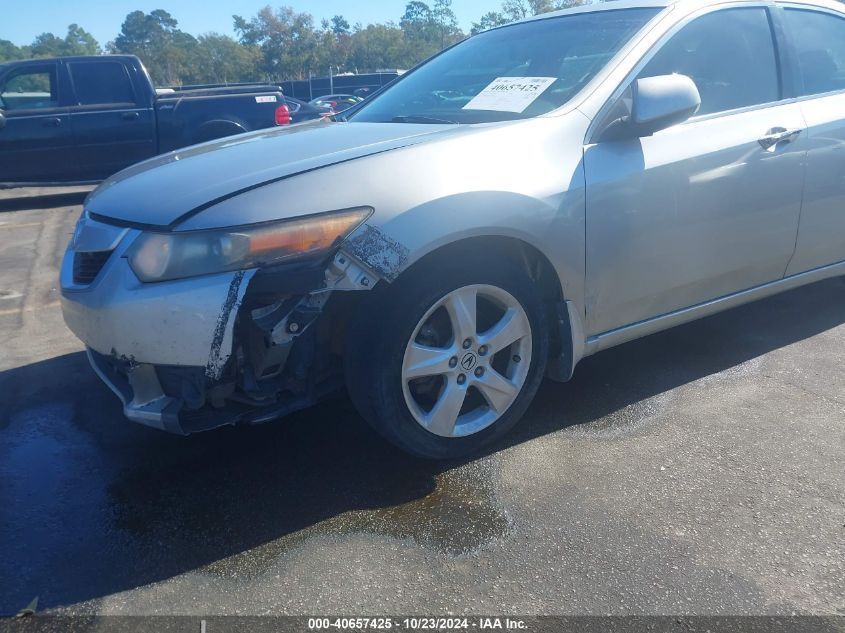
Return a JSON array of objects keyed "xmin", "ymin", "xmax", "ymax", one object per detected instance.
[{"xmin": 85, "ymin": 119, "xmax": 461, "ymax": 227}]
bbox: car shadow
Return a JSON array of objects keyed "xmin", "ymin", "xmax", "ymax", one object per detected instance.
[
  {"xmin": 0, "ymin": 190, "xmax": 90, "ymax": 213},
  {"xmin": 0, "ymin": 277, "xmax": 843, "ymax": 611}
]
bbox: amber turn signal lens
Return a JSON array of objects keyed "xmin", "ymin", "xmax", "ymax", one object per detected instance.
[{"xmin": 245, "ymin": 210, "xmax": 370, "ymax": 258}]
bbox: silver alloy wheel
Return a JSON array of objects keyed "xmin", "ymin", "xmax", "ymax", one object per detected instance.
[{"xmin": 401, "ymin": 284, "xmax": 533, "ymax": 438}]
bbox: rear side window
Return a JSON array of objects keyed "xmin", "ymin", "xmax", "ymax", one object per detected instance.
[
  {"xmin": 0, "ymin": 66, "xmax": 58, "ymax": 110},
  {"xmin": 639, "ymin": 8, "xmax": 780, "ymax": 115},
  {"xmin": 69, "ymin": 61, "xmax": 136, "ymax": 106},
  {"xmin": 783, "ymin": 9, "xmax": 845, "ymax": 96}
]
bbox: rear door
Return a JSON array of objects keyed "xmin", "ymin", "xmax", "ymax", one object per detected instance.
[
  {"xmin": 780, "ymin": 5, "xmax": 845, "ymax": 274},
  {"xmin": 67, "ymin": 59, "xmax": 155, "ymax": 181},
  {"xmin": 0, "ymin": 62, "xmax": 75, "ymax": 184},
  {"xmin": 584, "ymin": 6, "xmax": 807, "ymax": 335}
]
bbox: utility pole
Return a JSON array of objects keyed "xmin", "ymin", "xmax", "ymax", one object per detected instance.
[{"xmin": 329, "ymin": 66, "xmax": 334, "ymax": 95}]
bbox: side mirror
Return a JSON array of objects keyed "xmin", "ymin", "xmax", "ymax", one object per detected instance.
[
  {"xmin": 630, "ymin": 74, "xmax": 700, "ymax": 136},
  {"xmin": 599, "ymin": 74, "xmax": 700, "ymax": 141},
  {"xmin": 0, "ymin": 110, "xmax": 6, "ymax": 130}
]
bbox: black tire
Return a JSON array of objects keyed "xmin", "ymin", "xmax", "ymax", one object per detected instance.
[{"xmin": 344, "ymin": 252, "xmax": 549, "ymax": 459}]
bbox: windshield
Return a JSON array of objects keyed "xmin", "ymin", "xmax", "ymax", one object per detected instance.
[{"xmin": 350, "ymin": 8, "xmax": 661, "ymax": 124}]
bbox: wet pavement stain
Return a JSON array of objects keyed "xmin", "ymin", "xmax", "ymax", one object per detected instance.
[
  {"xmin": 101, "ymin": 393, "xmax": 509, "ymax": 583},
  {"xmin": 0, "ymin": 365, "xmax": 509, "ymax": 609},
  {"xmin": 5, "ymin": 278, "xmax": 845, "ymax": 611},
  {"xmin": 199, "ymin": 460, "xmax": 510, "ymax": 578}
]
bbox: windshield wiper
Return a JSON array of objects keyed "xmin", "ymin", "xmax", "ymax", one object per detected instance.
[{"xmin": 391, "ymin": 115, "xmax": 458, "ymax": 124}]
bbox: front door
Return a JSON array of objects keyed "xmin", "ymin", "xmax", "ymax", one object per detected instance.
[
  {"xmin": 67, "ymin": 59, "xmax": 155, "ymax": 181},
  {"xmin": 584, "ymin": 6, "xmax": 806, "ymax": 335},
  {"xmin": 0, "ymin": 62, "xmax": 75, "ymax": 184}
]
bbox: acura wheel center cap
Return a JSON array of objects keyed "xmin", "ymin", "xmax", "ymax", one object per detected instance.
[{"xmin": 460, "ymin": 352, "xmax": 478, "ymax": 372}]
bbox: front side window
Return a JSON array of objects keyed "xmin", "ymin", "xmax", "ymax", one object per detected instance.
[
  {"xmin": 351, "ymin": 8, "xmax": 661, "ymax": 124},
  {"xmin": 69, "ymin": 62, "xmax": 136, "ymax": 106},
  {"xmin": 0, "ymin": 67, "xmax": 58, "ymax": 111},
  {"xmin": 783, "ymin": 8, "xmax": 845, "ymax": 96},
  {"xmin": 638, "ymin": 8, "xmax": 780, "ymax": 116}
]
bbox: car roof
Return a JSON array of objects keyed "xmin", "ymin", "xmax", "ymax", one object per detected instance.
[{"xmin": 509, "ymin": 0, "xmax": 845, "ymax": 25}]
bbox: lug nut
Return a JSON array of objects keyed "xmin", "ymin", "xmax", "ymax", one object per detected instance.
[
  {"xmin": 457, "ymin": 374, "xmax": 466, "ymax": 385},
  {"xmin": 448, "ymin": 356, "xmax": 458, "ymax": 368},
  {"xmin": 478, "ymin": 345, "xmax": 488, "ymax": 356},
  {"xmin": 462, "ymin": 338, "xmax": 472, "ymax": 349},
  {"xmin": 513, "ymin": 354, "xmax": 521, "ymax": 363},
  {"xmin": 474, "ymin": 366, "xmax": 484, "ymax": 377}
]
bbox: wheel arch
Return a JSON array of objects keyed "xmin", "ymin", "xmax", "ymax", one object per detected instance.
[
  {"xmin": 396, "ymin": 234, "xmax": 564, "ymax": 302},
  {"xmin": 376, "ymin": 233, "xmax": 581, "ymax": 381},
  {"xmin": 192, "ymin": 118, "xmax": 248, "ymax": 144}
]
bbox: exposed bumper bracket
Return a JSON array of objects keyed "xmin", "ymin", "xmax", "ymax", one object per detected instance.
[{"xmin": 87, "ymin": 349, "xmax": 184, "ymax": 434}]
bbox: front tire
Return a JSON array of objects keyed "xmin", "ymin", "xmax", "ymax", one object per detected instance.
[{"xmin": 345, "ymin": 254, "xmax": 549, "ymax": 459}]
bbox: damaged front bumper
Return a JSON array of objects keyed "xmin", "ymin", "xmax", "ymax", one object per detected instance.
[
  {"xmin": 60, "ymin": 215, "xmax": 377, "ymax": 433},
  {"xmin": 86, "ymin": 348, "xmax": 184, "ymax": 432}
]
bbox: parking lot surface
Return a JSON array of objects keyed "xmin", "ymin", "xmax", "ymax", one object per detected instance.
[{"xmin": 0, "ymin": 188, "xmax": 843, "ymax": 616}]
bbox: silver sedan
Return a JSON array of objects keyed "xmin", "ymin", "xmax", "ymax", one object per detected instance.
[{"xmin": 61, "ymin": 0, "xmax": 845, "ymax": 458}]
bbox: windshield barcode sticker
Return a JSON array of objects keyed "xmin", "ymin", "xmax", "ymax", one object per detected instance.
[
  {"xmin": 463, "ymin": 77, "xmax": 556, "ymax": 113},
  {"xmin": 255, "ymin": 95, "xmax": 277, "ymax": 103}
]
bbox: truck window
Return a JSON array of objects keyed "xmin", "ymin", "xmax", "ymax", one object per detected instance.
[
  {"xmin": 69, "ymin": 61, "xmax": 136, "ymax": 106},
  {"xmin": 0, "ymin": 67, "xmax": 58, "ymax": 111}
]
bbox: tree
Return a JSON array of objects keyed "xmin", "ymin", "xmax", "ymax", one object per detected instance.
[
  {"xmin": 501, "ymin": 0, "xmax": 530, "ymax": 21},
  {"xmin": 472, "ymin": 0, "xmax": 583, "ymax": 34},
  {"xmin": 399, "ymin": 1, "xmax": 462, "ymax": 62},
  {"xmin": 528, "ymin": 0, "xmax": 557, "ymax": 13},
  {"xmin": 470, "ymin": 12, "xmax": 509, "ymax": 35},
  {"xmin": 0, "ymin": 40, "xmax": 27, "ymax": 63},
  {"xmin": 400, "ymin": 0, "xmax": 435, "ymax": 53},
  {"xmin": 330, "ymin": 15, "xmax": 350, "ymax": 35},
  {"xmin": 431, "ymin": 0, "xmax": 461, "ymax": 48},
  {"xmin": 0, "ymin": 2, "xmax": 482, "ymax": 86},
  {"xmin": 112, "ymin": 10, "xmax": 196, "ymax": 85},
  {"xmin": 62, "ymin": 24, "xmax": 100, "ymax": 56},
  {"xmin": 30, "ymin": 33, "xmax": 64, "ymax": 58},
  {"xmin": 27, "ymin": 25, "xmax": 100, "ymax": 59},
  {"xmin": 191, "ymin": 34, "xmax": 258, "ymax": 84},
  {"xmin": 350, "ymin": 23, "xmax": 408, "ymax": 72},
  {"xmin": 555, "ymin": 0, "xmax": 587, "ymax": 8},
  {"xmin": 234, "ymin": 6, "xmax": 322, "ymax": 79}
]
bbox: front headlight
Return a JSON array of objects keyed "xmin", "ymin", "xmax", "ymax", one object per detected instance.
[{"xmin": 127, "ymin": 207, "xmax": 371, "ymax": 282}]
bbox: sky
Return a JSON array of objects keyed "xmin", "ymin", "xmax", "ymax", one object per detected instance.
[{"xmin": 2, "ymin": 0, "xmax": 498, "ymax": 47}]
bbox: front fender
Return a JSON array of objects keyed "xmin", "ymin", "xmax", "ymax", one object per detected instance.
[{"xmin": 172, "ymin": 114, "xmax": 590, "ymax": 309}]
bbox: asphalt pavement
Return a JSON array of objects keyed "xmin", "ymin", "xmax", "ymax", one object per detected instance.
[{"xmin": 0, "ymin": 187, "xmax": 843, "ymax": 616}]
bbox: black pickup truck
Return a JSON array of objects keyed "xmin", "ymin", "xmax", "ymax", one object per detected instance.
[{"xmin": 0, "ymin": 55, "xmax": 325, "ymax": 187}]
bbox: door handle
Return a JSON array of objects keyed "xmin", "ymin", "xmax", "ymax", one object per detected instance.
[
  {"xmin": 758, "ymin": 127, "xmax": 801, "ymax": 151},
  {"xmin": 121, "ymin": 111, "xmax": 140, "ymax": 120},
  {"xmin": 43, "ymin": 117, "xmax": 62, "ymax": 127}
]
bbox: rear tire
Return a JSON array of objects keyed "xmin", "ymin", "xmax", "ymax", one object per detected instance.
[{"xmin": 345, "ymin": 253, "xmax": 549, "ymax": 459}]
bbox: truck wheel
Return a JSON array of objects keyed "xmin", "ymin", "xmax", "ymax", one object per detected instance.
[{"xmin": 345, "ymin": 255, "xmax": 549, "ymax": 459}]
